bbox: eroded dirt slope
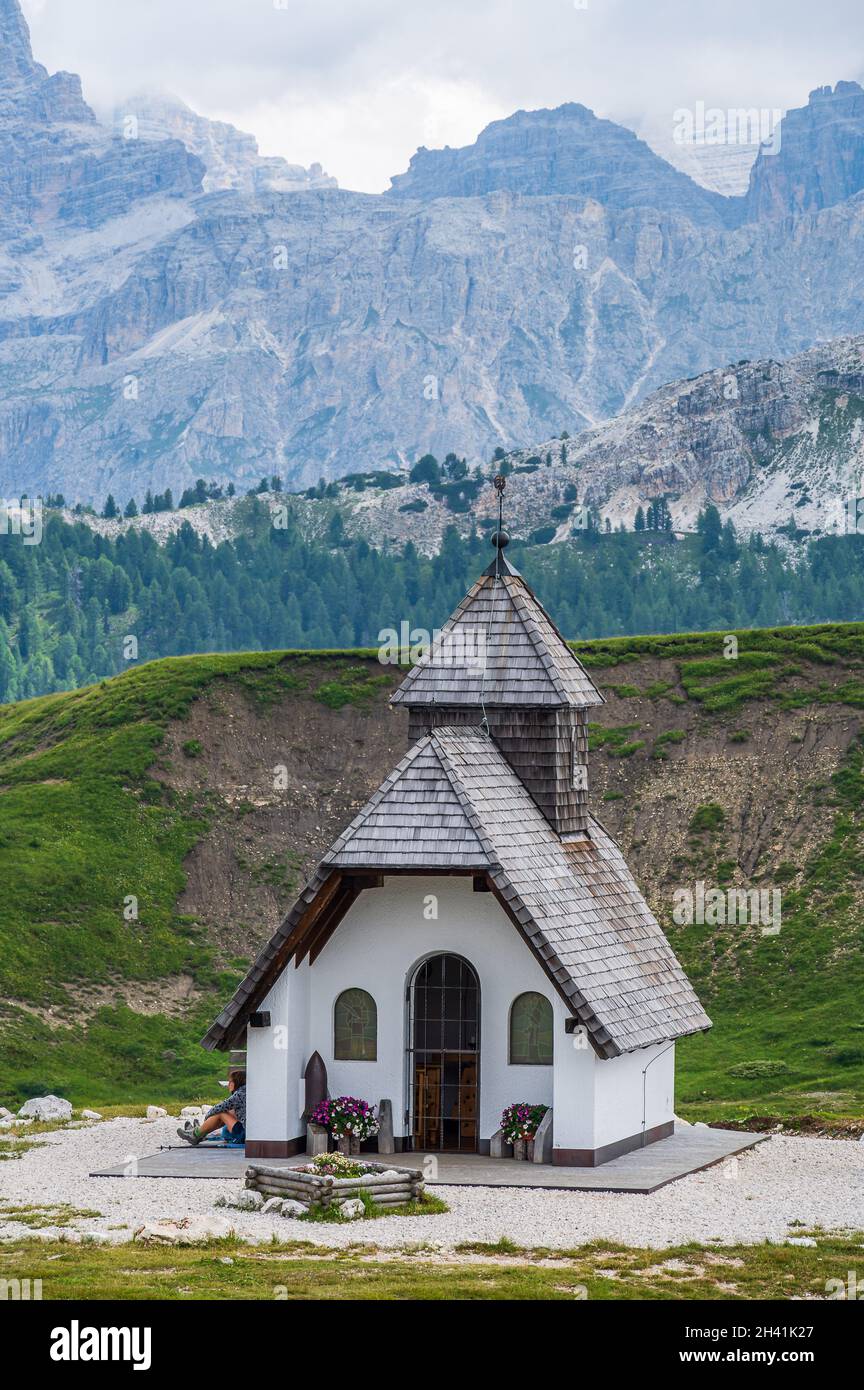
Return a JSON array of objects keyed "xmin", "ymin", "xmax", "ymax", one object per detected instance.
[{"xmin": 156, "ymin": 641, "xmax": 864, "ymax": 966}]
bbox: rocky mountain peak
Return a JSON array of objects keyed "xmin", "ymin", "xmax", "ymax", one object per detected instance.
[
  {"xmin": 745, "ymin": 80, "xmax": 864, "ymax": 219},
  {"xmin": 109, "ymin": 91, "xmax": 337, "ymax": 194},
  {"xmin": 0, "ymin": 0, "xmax": 94, "ymax": 125},
  {"xmin": 0, "ymin": 0, "xmax": 38, "ymax": 84},
  {"xmin": 0, "ymin": 0, "xmax": 201, "ymax": 238},
  {"xmin": 388, "ymin": 100, "xmax": 729, "ymax": 226}
]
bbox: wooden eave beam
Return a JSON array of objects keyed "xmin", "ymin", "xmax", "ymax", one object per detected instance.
[{"xmin": 295, "ymin": 879, "xmax": 360, "ymax": 967}]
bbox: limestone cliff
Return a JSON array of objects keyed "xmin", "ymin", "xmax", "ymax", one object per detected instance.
[{"xmin": 0, "ymin": 0, "xmax": 863, "ymax": 510}]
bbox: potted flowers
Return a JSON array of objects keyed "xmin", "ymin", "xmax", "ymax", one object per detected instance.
[
  {"xmin": 309, "ymin": 1097, "xmax": 379, "ymax": 1155},
  {"xmin": 500, "ymin": 1103, "xmax": 549, "ymax": 1160}
]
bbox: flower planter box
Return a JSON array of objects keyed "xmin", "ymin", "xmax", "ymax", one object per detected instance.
[
  {"xmin": 499, "ymin": 1106, "xmax": 552, "ymax": 1162},
  {"xmin": 309, "ymin": 1097, "xmax": 379, "ymax": 1155},
  {"xmin": 245, "ymin": 1162, "xmax": 423, "ymax": 1211}
]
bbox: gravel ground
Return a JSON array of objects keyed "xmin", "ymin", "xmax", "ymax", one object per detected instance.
[{"xmin": 1, "ymin": 1117, "xmax": 862, "ymax": 1250}]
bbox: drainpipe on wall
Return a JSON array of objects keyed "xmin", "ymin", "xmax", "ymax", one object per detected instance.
[{"xmin": 641, "ymin": 1042, "xmax": 675, "ymax": 1148}]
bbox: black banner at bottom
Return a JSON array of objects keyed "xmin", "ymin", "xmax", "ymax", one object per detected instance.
[{"xmin": 4, "ymin": 1295, "xmax": 859, "ymax": 1374}]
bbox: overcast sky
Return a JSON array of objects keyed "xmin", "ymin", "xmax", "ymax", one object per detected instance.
[{"xmin": 21, "ymin": 0, "xmax": 864, "ymax": 192}]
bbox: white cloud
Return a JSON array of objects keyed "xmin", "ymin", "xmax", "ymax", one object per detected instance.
[
  {"xmin": 229, "ymin": 76, "xmax": 506, "ymax": 194},
  {"xmin": 20, "ymin": 0, "xmax": 864, "ymax": 192}
]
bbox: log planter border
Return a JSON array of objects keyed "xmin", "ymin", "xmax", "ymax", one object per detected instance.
[{"xmin": 246, "ymin": 1162, "xmax": 423, "ymax": 1211}]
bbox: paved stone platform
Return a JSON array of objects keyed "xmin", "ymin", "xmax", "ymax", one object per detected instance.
[{"xmin": 91, "ymin": 1124, "xmax": 766, "ymax": 1192}]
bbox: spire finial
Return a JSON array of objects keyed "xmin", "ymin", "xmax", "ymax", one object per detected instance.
[{"xmin": 490, "ymin": 473, "xmax": 508, "ymax": 560}]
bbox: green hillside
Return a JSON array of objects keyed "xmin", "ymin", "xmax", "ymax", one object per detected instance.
[
  {"xmin": 1, "ymin": 623, "xmax": 863, "ymax": 1121},
  {"xmin": 0, "ymin": 650, "xmax": 392, "ymax": 1105}
]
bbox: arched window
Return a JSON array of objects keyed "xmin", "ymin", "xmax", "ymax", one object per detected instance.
[
  {"xmin": 334, "ymin": 988, "xmax": 377, "ymax": 1061},
  {"xmin": 509, "ymin": 992, "xmax": 553, "ymax": 1065}
]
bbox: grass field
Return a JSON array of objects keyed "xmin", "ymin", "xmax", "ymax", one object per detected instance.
[
  {"xmin": 0, "ymin": 651, "xmax": 392, "ymax": 1104},
  {"xmin": 1, "ymin": 1232, "xmax": 860, "ymax": 1301},
  {"xmin": 670, "ymin": 729, "xmax": 864, "ymax": 1119}
]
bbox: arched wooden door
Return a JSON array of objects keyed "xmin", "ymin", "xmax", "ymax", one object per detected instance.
[{"xmin": 407, "ymin": 954, "xmax": 479, "ymax": 1152}]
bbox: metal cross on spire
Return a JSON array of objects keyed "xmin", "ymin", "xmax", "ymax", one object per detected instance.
[{"xmin": 491, "ymin": 472, "xmax": 507, "ymax": 579}]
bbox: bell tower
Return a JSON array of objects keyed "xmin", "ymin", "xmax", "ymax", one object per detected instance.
[{"xmin": 390, "ymin": 477, "xmax": 603, "ymax": 837}]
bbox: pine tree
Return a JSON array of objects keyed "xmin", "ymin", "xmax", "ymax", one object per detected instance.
[
  {"xmin": 409, "ymin": 455, "xmax": 440, "ymax": 485},
  {"xmin": 699, "ymin": 504, "xmax": 723, "ymax": 551}
]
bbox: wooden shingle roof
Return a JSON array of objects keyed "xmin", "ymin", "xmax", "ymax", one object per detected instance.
[
  {"xmin": 202, "ymin": 727, "xmax": 710, "ymax": 1057},
  {"xmin": 321, "ymin": 736, "xmax": 488, "ymax": 869},
  {"xmin": 433, "ymin": 728, "xmax": 711, "ymax": 1056},
  {"xmin": 390, "ymin": 568, "xmax": 604, "ymax": 709}
]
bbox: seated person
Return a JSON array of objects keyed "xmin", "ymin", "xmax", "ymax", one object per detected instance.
[{"xmin": 177, "ymin": 1068, "xmax": 246, "ymax": 1146}]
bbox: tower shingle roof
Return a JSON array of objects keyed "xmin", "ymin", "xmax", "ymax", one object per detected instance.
[{"xmin": 390, "ymin": 570, "xmax": 604, "ymax": 709}]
